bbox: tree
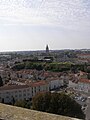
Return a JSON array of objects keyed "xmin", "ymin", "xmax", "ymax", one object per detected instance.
[
  {"xmin": 0, "ymin": 76, "xmax": 3, "ymax": 87},
  {"xmin": 14, "ymin": 100, "xmax": 31, "ymax": 109},
  {"xmin": 87, "ymin": 66, "xmax": 90, "ymax": 73},
  {"xmin": 32, "ymin": 92, "xmax": 85, "ymax": 119},
  {"xmin": 12, "ymin": 63, "xmax": 25, "ymax": 70},
  {"xmin": 36, "ymin": 64, "xmax": 43, "ymax": 71},
  {"xmin": 32, "ymin": 92, "xmax": 51, "ymax": 112}
]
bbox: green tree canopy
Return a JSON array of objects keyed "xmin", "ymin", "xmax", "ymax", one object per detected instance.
[
  {"xmin": 32, "ymin": 92, "xmax": 85, "ymax": 119},
  {"xmin": 14, "ymin": 100, "xmax": 31, "ymax": 109},
  {"xmin": 87, "ymin": 66, "xmax": 90, "ymax": 73}
]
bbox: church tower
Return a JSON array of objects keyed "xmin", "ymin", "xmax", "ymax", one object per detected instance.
[{"xmin": 46, "ymin": 45, "xmax": 49, "ymax": 54}]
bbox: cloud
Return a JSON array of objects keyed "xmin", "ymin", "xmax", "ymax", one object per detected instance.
[{"xmin": 0, "ymin": 0, "xmax": 90, "ymax": 30}]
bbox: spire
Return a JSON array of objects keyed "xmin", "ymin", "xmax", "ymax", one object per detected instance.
[{"xmin": 46, "ymin": 45, "xmax": 49, "ymax": 54}]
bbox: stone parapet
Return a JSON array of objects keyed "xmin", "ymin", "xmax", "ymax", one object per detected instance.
[{"xmin": 0, "ymin": 103, "xmax": 81, "ymax": 120}]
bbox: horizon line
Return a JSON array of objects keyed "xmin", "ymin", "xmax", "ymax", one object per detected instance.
[{"xmin": 0, "ymin": 48, "xmax": 90, "ymax": 53}]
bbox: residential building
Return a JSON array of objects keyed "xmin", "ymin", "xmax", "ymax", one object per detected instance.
[
  {"xmin": 0, "ymin": 81, "xmax": 49, "ymax": 103},
  {"xmin": 47, "ymin": 77, "xmax": 63, "ymax": 90},
  {"xmin": 77, "ymin": 79, "xmax": 90, "ymax": 93}
]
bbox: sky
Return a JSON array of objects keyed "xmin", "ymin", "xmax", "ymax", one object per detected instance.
[{"xmin": 0, "ymin": 0, "xmax": 90, "ymax": 51}]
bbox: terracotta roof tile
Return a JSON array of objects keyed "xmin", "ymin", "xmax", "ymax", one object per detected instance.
[
  {"xmin": 0, "ymin": 85, "xmax": 29, "ymax": 91},
  {"xmin": 79, "ymin": 79, "xmax": 90, "ymax": 84},
  {"xmin": 30, "ymin": 81, "xmax": 48, "ymax": 87}
]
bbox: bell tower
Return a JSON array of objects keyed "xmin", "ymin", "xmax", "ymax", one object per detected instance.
[{"xmin": 46, "ymin": 45, "xmax": 49, "ymax": 54}]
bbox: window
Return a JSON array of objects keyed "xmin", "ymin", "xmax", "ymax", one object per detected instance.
[
  {"xmin": 19, "ymin": 90, "xmax": 21, "ymax": 93},
  {"xmin": 34, "ymin": 87, "xmax": 36, "ymax": 93},
  {"xmin": 23, "ymin": 94, "xmax": 26, "ymax": 96},
  {"xmin": 39, "ymin": 86, "xmax": 40, "ymax": 91},
  {"xmin": 15, "ymin": 91, "xmax": 17, "ymax": 93},
  {"xmin": 19, "ymin": 94, "xmax": 22, "ymax": 97},
  {"xmin": 27, "ymin": 89, "xmax": 29, "ymax": 92},
  {"xmin": 23, "ymin": 90, "xmax": 26, "ymax": 92},
  {"xmin": 15, "ymin": 95, "xmax": 17, "ymax": 98},
  {"xmin": 32, "ymin": 88, "xmax": 33, "ymax": 93},
  {"xmin": 6, "ymin": 96, "xmax": 9, "ymax": 98}
]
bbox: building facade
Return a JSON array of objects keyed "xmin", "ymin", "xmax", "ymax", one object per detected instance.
[{"xmin": 0, "ymin": 81, "xmax": 49, "ymax": 103}]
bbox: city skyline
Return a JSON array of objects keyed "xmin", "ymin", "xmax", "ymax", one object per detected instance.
[{"xmin": 0, "ymin": 0, "xmax": 90, "ymax": 52}]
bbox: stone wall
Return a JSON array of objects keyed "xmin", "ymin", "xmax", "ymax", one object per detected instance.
[{"xmin": 0, "ymin": 103, "xmax": 81, "ymax": 120}]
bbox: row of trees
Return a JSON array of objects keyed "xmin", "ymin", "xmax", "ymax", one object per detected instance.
[
  {"xmin": 12, "ymin": 62, "xmax": 73, "ymax": 72},
  {"xmin": 12, "ymin": 62, "xmax": 44, "ymax": 71},
  {"xmin": 12, "ymin": 61, "xmax": 90, "ymax": 75}
]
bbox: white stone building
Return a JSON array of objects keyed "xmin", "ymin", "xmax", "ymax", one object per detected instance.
[
  {"xmin": 77, "ymin": 79, "xmax": 90, "ymax": 93},
  {"xmin": 69, "ymin": 80, "xmax": 78, "ymax": 90},
  {"xmin": 60, "ymin": 75, "xmax": 69, "ymax": 86},
  {"xmin": 0, "ymin": 81, "xmax": 49, "ymax": 103},
  {"xmin": 47, "ymin": 77, "xmax": 63, "ymax": 90}
]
